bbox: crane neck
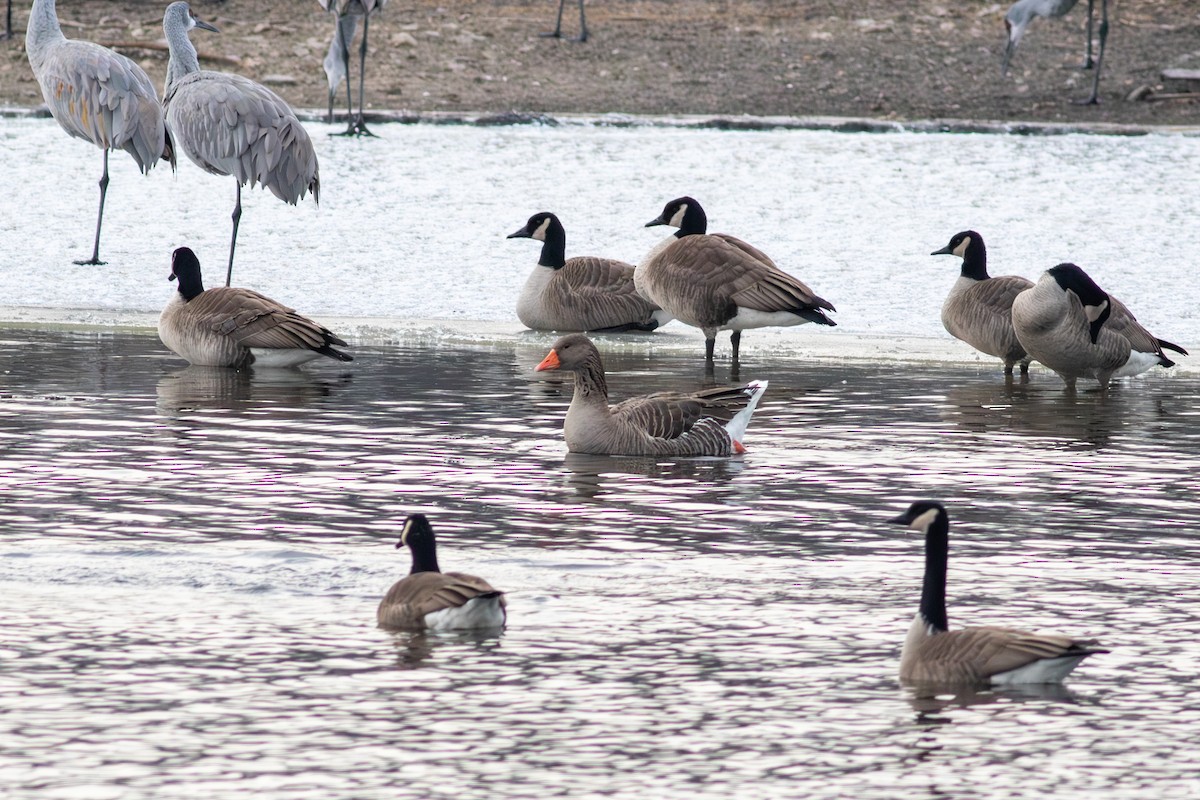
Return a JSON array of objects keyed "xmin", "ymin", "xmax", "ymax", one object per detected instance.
[
  {"xmin": 26, "ymin": 0, "xmax": 66, "ymax": 67},
  {"xmin": 164, "ymin": 15, "xmax": 201, "ymax": 91}
]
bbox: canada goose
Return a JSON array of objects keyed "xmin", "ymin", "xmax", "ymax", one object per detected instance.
[
  {"xmin": 639, "ymin": 197, "xmax": 835, "ymax": 371},
  {"xmin": 507, "ymin": 212, "xmax": 672, "ymax": 333},
  {"xmin": 931, "ymin": 230, "xmax": 1034, "ymax": 375},
  {"xmin": 889, "ymin": 500, "xmax": 1107, "ymax": 685},
  {"xmin": 1003, "ymin": 0, "xmax": 1108, "ymax": 106},
  {"xmin": 377, "ymin": 514, "xmax": 507, "ymax": 632},
  {"xmin": 159, "ymin": 247, "xmax": 353, "ymax": 368},
  {"xmin": 534, "ymin": 333, "xmax": 768, "ymax": 456},
  {"xmin": 1011, "ymin": 263, "xmax": 1185, "ymax": 390}
]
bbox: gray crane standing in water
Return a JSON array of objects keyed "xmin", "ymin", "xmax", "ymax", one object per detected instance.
[
  {"xmin": 319, "ymin": 0, "xmax": 388, "ymax": 137},
  {"xmin": 162, "ymin": 1, "xmax": 320, "ymax": 288},
  {"xmin": 323, "ymin": 14, "xmax": 358, "ymax": 124},
  {"xmin": 543, "ymin": 0, "xmax": 587, "ymax": 43},
  {"xmin": 25, "ymin": 0, "xmax": 168, "ymax": 265},
  {"xmin": 1002, "ymin": 0, "xmax": 1109, "ymax": 105}
]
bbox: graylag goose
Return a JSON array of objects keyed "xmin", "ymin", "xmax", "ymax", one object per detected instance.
[
  {"xmin": 534, "ymin": 333, "xmax": 768, "ymax": 456},
  {"xmin": 1011, "ymin": 263, "xmax": 1185, "ymax": 390},
  {"xmin": 507, "ymin": 212, "xmax": 672, "ymax": 333},
  {"xmin": 889, "ymin": 501, "xmax": 1106, "ymax": 685},
  {"xmin": 377, "ymin": 514, "xmax": 507, "ymax": 631},
  {"xmin": 158, "ymin": 247, "xmax": 352, "ymax": 368},
  {"xmin": 931, "ymin": 230, "xmax": 1033, "ymax": 375},
  {"xmin": 638, "ymin": 197, "xmax": 835, "ymax": 371}
]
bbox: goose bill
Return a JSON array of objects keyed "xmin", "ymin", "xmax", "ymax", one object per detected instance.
[{"xmin": 534, "ymin": 349, "xmax": 561, "ymax": 372}]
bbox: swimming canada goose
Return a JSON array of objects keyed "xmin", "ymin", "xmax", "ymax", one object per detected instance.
[
  {"xmin": 1011, "ymin": 263, "xmax": 1185, "ymax": 390},
  {"xmin": 377, "ymin": 514, "xmax": 507, "ymax": 631},
  {"xmin": 534, "ymin": 333, "xmax": 768, "ymax": 456},
  {"xmin": 506, "ymin": 212, "xmax": 672, "ymax": 333},
  {"xmin": 638, "ymin": 197, "xmax": 836, "ymax": 371},
  {"xmin": 158, "ymin": 247, "xmax": 353, "ymax": 368},
  {"xmin": 889, "ymin": 500, "xmax": 1107, "ymax": 685},
  {"xmin": 931, "ymin": 231, "xmax": 1033, "ymax": 375}
]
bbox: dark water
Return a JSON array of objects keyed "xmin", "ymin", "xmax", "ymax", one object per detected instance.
[{"xmin": 1, "ymin": 329, "xmax": 1199, "ymax": 799}]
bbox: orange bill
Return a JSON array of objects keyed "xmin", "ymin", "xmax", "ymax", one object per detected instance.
[{"xmin": 534, "ymin": 349, "xmax": 561, "ymax": 372}]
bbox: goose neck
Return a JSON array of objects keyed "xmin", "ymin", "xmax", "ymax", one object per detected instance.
[
  {"xmin": 407, "ymin": 541, "xmax": 441, "ymax": 575},
  {"xmin": 571, "ymin": 355, "xmax": 609, "ymax": 403},
  {"xmin": 920, "ymin": 514, "xmax": 950, "ymax": 632},
  {"xmin": 537, "ymin": 232, "xmax": 567, "ymax": 269},
  {"xmin": 960, "ymin": 240, "xmax": 990, "ymax": 281}
]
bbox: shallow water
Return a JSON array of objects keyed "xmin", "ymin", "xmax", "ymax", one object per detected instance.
[
  {"xmin": 0, "ymin": 118, "xmax": 1197, "ymax": 351},
  {"xmin": 2, "ymin": 330, "xmax": 1199, "ymax": 799}
]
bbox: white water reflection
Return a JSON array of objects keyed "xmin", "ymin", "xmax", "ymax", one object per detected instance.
[
  {"xmin": 1, "ymin": 331, "xmax": 1199, "ymax": 798},
  {"xmin": 0, "ymin": 118, "xmax": 1197, "ymax": 353}
]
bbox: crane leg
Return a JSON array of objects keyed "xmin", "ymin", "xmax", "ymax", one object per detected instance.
[
  {"xmin": 541, "ymin": 0, "xmax": 567, "ymax": 38},
  {"xmin": 1073, "ymin": 0, "xmax": 1107, "ymax": 105},
  {"xmin": 226, "ymin": 183, "xmax": 242, "ymax": 287},
  {"xmin": 75, "ymin": 149, "xmax": 109, "ymax": 266},
  {"xmin": 1080, "ymin": 0, "xmax": 1095, "ymax": 69},
  {"xmin": 337, "ymin": 13, "xmax": 377, "ymax": 137},
  {"xmin": 2, "ymin": 0, "xmax": 12, "ymax": 40},
  {"xmin": 577, "ymin": 0, "xmax": 587, "ymax": 43}
]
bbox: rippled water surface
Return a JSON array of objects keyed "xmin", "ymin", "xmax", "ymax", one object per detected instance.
[{"xmin": 2, "ymin": 330, "xmax": 1199, "ymax": 799}]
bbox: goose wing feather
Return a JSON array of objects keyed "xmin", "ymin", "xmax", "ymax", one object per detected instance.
[
  {"xmin": 915, "ymin": 626, "xmax": 1093, "ymax": 683},
  {"xmin": 552, "ymin": 257, "xmax": 661, "ymax": 329},
  {"xmin": 610, "ymin": 385, "xmax": 752, "ymax": 439},
  {"xmin": 377, "ymin": 571, "xmax": 505, "ymax": 628},
  {"xmin": 187, "ymin": 288, "xmax": 347, "ymax": 350},
  {"xmin": 1105, "ymin": 296, "xmax": 1186, "ymax": 359},
  {"xmin": 945, "ymin": 275, "xmax": 1033, "ymax": 357}
]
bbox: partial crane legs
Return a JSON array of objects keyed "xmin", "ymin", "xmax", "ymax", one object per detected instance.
[
  {"xmin": 1072, "ymin": 0, "xmax": 1108, "ymax": 106},
  {"xmin": 75, "ymin": 150, "xmax": 110, "ymax": 266},
  {"xmin": 541, "ymin": 0, "xmax": 587, "ymax": 43},
  {"xmin": 226, "ymin": 183, "xmax": 242, "ymax": 288},
  {"xmin": 2, "ymin": 0, "xmax": 13, "ymax": 40},
  {"xmin": 333, "ymin": 13, "xmax": 377, "ymax": 136}
]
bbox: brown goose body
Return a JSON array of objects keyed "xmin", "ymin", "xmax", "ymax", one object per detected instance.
[
  {"xmin": 534, "ymin": 333, "xmax": 767, "ymax": 457},
  {"xmin": 508, "ymin": 212, "xmax": 669, "ymax": 332},
  {"xmin": 377, "ymin": 514, "xmax": 506, "ymax": 632},
  {"xmin": 1012, "ymin": 264, "xmax": 1181, "ymax": 390},
  {"xmin": 891, "ymin": 501, "xmax": 1106, "ymax": 686},
  {"xmin": 932, "ymin": 231, "xmax": 1032, "ymax": 374},
  {"xmin": 638, "ymin": 197, "xmax": 835, "ymax": 367},
  {"xmin": 158, "ymin": 247, "xmax": 352, "ymax": 368}
]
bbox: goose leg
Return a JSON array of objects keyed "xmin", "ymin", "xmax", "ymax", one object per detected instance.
[
  {"xmin": 75, "ymin": 149, "xmax": 109, "ymax": 266},
  {"xmin": 731, "ymin": 330, "xmax": 741, "ymax": 364},
  {"xmin": 1073, "ymin": 0, "xmax": 1107, "ymax": 105},
  {"xmin": 226, "ymin": 183, "xmax": 242, "ymax": 287},
  {"xmin": 705, "ymin": 336, "xmax": 716, "ymax": 375}
]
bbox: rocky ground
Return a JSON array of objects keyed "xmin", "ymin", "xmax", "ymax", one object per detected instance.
[{"xmin": 2, "ymin": 0, "xmax": 1199, "ymax": 126}]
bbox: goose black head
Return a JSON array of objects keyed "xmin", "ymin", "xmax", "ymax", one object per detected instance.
[
  {"xmin": 888, "ymin": 500, "xmax": 947, "ymax": 534},
  {"xmin": 169, "ymin": 247, "xmax": 205, "ymax": 301},
  {"xmin": 507, "ymin": 212, "xmax": 567, "ymax": 268},
  {"xmin": 1048, "ymin": 263, "xmax": 1111, "ymax": 344},
  {"xmin": 931, "ymin": 231, "xmax": 987, "ymax": 279},
  {"xmin": 507, "ymin": 212, "xmax": 561, "ymax": 243},
  {"xmin": 646, "ymin": 196, "xmax": 707, "ymax": 237},
  {"xmin": 398, "ymin": 513, "xmax": 441, "ymax": 574}
]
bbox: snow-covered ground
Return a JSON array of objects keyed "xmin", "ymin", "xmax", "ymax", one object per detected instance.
[{"xmin": 1, "ymin": 117, "xmax": 1196, "ymax": 365}]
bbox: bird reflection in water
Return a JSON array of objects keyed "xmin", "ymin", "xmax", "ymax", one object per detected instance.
[
  {"xmin": 156, "ymin": 364, "xmax": 351, "ymax": 415},
  {"xmin": 385, "ymin": 628, "xmax": 505, "ymax": 671},
  {"xmin": 904, "ymin": 682, "xmax": 1087, "ymax": 726},
  {"xmin": 562, "ymin": 451, "xmax": 745, "ymax": 499}
]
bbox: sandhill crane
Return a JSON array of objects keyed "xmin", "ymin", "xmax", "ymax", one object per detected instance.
[
  {"xmin": 1002, "ymin": 0, "xmax": 1109, "ymax": 105},
  {"xmin": 162, "ymin": 1, "xmax": 319, "ymax": 288},
  {"xmin": 319, "ymin": 0, "xmax": 387, "ymax": 137},
  {"xmin": 323, "ymin": 14, "xmax": 358, "ymax": 123},
  {"xmin": 543, "ymin": 0, "xmax": 587, "ymax": 43},
  {"xmin": 25, "ymin": 0, "xmax": 168, "ymax": 265}
]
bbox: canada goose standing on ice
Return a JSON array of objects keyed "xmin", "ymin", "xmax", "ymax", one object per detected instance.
[
  {"xmin": 25, "ymin": 0, "xmax": 169, "ymax": 265},
  {"xmin": 931, "ymin": 230, "xmax": 1033, "ymax": 375},
  {"xmin": 639, "ymin": 197, "xmax": 836, "ymax": 372},
  {"xmin": 1002, "ymin": 0, "xmax": 1108, "ymax": 105},
  {"xmin": 534, "ymin": 333, "xmax": 768, "ymax": 456},
  {"xmin": 1011, "ymin": 263, "xmax": 1184, "ymax": 390},
  {"xmin": 159, "ymin": 247, "xmax": 352, "ymax": 368},
  {"xmin": 507, "ymin": 212, "xmax": 671, "ymax": 333},
  {"xmin": 377, "ymin": 514, "xmax": 507, "ymax": 631},
  {"xmin": 889, "ymin": 500, "xmax": 1106, "ymax": 685},
  {"xmin": 163, "ymin": 1, "xmax": 320, "ymax": 287}
]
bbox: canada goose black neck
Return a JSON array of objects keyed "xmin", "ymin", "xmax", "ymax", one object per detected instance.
[
  {"xmin": 890, "ymin": 501, "xmax": 950, "ymax": 633},
  {"xmin": 536, "ymin": 215, "xmax": 567, "ymax": 269},
  {"xmin": 1049, "ymin": 262, "xmax": 1111, "ymax": 343},
  {"xmin": 170, "ymin": 247, "xmax": 206, "ymax": 301},
  {"xmin": 674, "ymin": 197, "xmax": 707, "ymax": 238},
  {"xmin": 398, "ymin": 514, "xmax": 442, "ymax": 575}
]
